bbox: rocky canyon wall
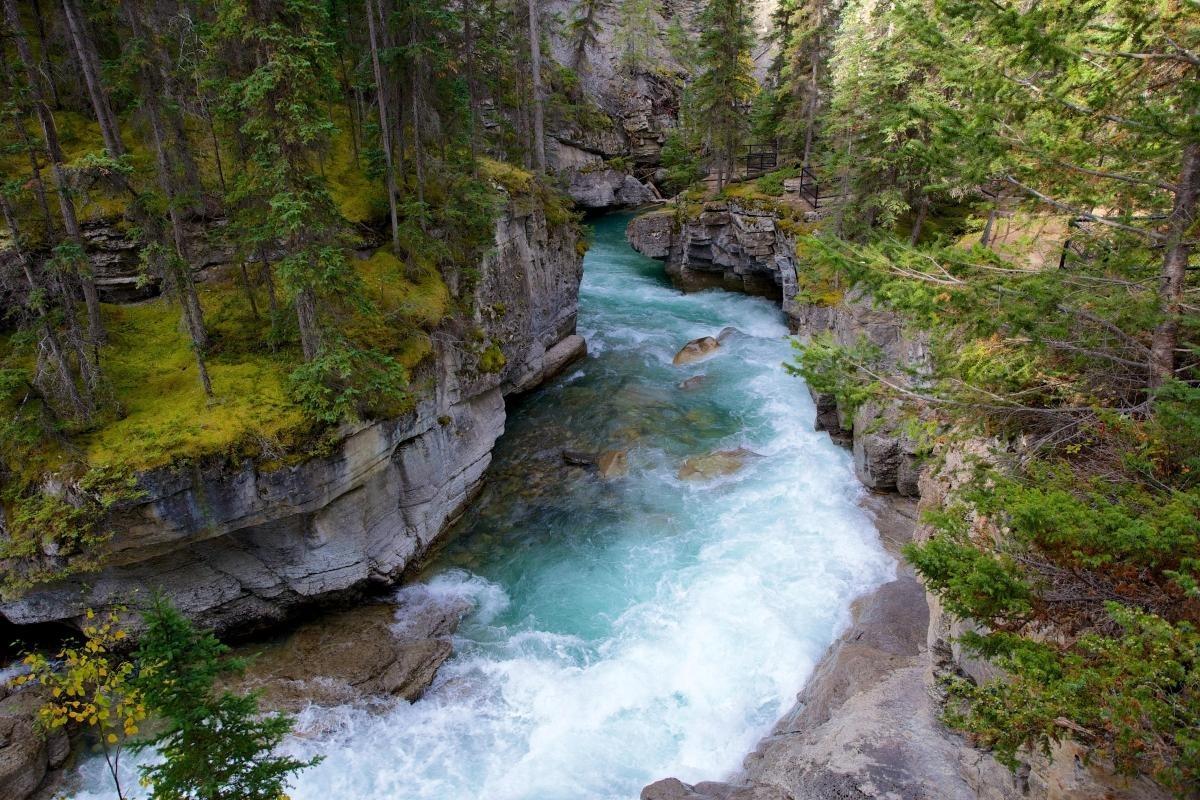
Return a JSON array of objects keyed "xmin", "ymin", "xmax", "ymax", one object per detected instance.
[{"xmin": 0, "ymin": 191, "xmax": 585, "ymax": 636}]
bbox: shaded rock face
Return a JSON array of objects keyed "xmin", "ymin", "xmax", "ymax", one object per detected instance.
[
  {"xmin": 1, "ymin": 194, "xmax": 584, "ymax": 635},
  {"xmin": 631, "ymin": 202, "xmax": 793, "ymax": 299},
  {"xmin": 544, "ymin": 2, "xmax": 700, "ymax": 206},
  {"xmin": 85, "ymin": 215, "xmax": 240, "ymax": 304},
  {"xmin": 0, "ymin": 685, "xmax": 69, "ymax": 800},
  {"xmin": 567, "ymin": 168, "xmax": 655, "ymax": 209}
]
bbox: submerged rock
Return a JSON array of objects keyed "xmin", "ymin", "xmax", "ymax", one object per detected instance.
[
  {"xmin": 672, "ymin": 336, "xmax": 720, "ymax": 365},
  {"xmin": 677, "ymin": 447, "xmax": 759, "ymax": 481},
  {"xmin": 226, "ymin": 598, "xmax": 468, "ymax": 712},
  {"xmin": 716, "ymin": 326, "xmax": 741, "ymax": 343},
  {"xmin": 562, "ymin": 449, "xmax": 598, "ymax": 467},
  {"xmin": 596, "ymin": 450, "xmax": 629, "ymax": 478},
  {"xmin": 677, "ymin": 374, "xmax": 707, "ymax": 391}
]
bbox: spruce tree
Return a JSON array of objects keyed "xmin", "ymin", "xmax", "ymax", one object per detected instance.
[{"xmin": 693, "ymin": 0, "xmax": 758, "ymax": 191}]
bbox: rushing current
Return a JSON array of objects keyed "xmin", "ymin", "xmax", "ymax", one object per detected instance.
[{"xmin": 71, "ymin": 213, "xmax": 894, "ymax": 800}]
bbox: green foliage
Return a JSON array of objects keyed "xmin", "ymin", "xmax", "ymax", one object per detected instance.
[
  {"xmin": 755, "ymin": 166, "xmax": 800, "ymax": 197},
  {"xmin": 0, "ymin": 466, "xmax": 143, "ymax": 597},
  {"xmin": 288, "ymin": 343, "xmax": 409, "ymax": 424},
  {"xmin": 659, "ymin": 130, "xmax": 704, "ymax": 195},
  {"xmin": 785, "ymin": 333, "xmax": 882, "ymax": 418},
  {"xmin": 691, "ymin": 0, "xmax": 758, "ymax": 186},
  {"xmin": 614, "ymin": 0, "xmax": 659, "ymax": 73},
  {"xmin": 133, "ymin": 598, "xmax": 319, "ymax": 800},
  {"xmin": 478, "ymin": 341, "xmax": 507, "ymax": 374},
  {"xmin": 940, "ymin": 608, "xmax": 1200, "ymax": 795},
  {"xmin": 13, "ymin": 609, "xmax": 145, "ymax": 800}
]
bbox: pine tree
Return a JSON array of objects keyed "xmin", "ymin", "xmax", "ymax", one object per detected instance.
[
  {"xmin": 614, "ymin": 0, "xmax": 658, "ymax": 74},
  {"xmin": 133, "ymin": 598, "xmax": 319, "ymax": 800},
  {"xmin": 693, "ymin": 0, "xmax": 758, "ymax": 191}
]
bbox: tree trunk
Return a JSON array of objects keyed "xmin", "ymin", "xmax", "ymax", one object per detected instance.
[
  {"xmin": 257, "ymin": 247, "xmax": 280, "ymax": 319},
  {"xmin": 463, "ymin": 0, "xmax": 479, "ymax": 169},
  {"xmin": 145, "ymin": 87, "xmax": 213, "ymax": 396},
  {"xmin": 295, "ymin": 286, "xmax": 323, "ymax": 362},
  {"xmin": 61, "ymin": 0, "xmax": 125, "ymax": 158},
  {"xmin": 4, "ymin": 0, "xmax": 106, "ymax": 350},
  {"xmin": 801, "ymin": 20, "xmax": 821, "ymax": 169},
  {"xmin": 527, "ymin": 0, "xmax": 547, "ymax": 174},
  {"xmin": 30, "ymin": 0, "xmax": 61, "ymax": 109},
  {"xmin": 367, "ymin": 0, "xmax": 401, "ymax": 255},
  {"xmin": 1, "ymin": 196, "xmax": 89, "ymax": 418},
  {"xmin": 408, "ymin": 9, "xmax": 426, "ymax": 209},
  {"xmin": 1149, "ymin": 140, "xmax": 1200, "ymax": 388},
  {"xmin": 909, "ymin": 195, "xmax": 929, "ymax": 245}
]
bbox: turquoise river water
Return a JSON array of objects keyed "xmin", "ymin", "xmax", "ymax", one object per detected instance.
[{"xmin": 72, "ymin": 213, "xmax": 894, "ymax": 800}]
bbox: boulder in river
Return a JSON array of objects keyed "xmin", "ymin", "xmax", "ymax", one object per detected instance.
[
  {"xmin": 596, "ymin": 450, "xmax": 629, "ymax": 478},
  {"xmin": 677, "ymin": 447, "xmax": 760, "ymax": 480},
  {"xmin": 673, "ymin": 336, "xmax": 720, "ymax": 366},
  {"xmin": 716, "ymin": 327, "xmax": 741, "ymax": 343},
  {"xmin": 677, "ymin": 375, "xmax": 707, "ymax": 391},
  {"xmin": 225, "ymin": 595, "xmax": 469, "ymax": 712}
]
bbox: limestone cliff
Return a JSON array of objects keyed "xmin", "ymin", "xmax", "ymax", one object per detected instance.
[{"xmin": 0, "ymin": 191, "xmax": 585, "ymax": 635}]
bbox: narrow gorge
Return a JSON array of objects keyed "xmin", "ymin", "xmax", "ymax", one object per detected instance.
[{"xmin": 2, "ymin": 1, "xmax": 1196, "ymax": 799}]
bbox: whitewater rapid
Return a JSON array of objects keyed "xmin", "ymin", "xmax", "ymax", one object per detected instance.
[{"xmin": 70, "ymin": 213, "xmax": 894, "ymax": 800}]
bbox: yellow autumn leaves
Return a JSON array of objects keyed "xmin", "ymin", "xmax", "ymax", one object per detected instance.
[{"xmin": 9, "ymin": 608, "xmax": 147, "ymax": 749}]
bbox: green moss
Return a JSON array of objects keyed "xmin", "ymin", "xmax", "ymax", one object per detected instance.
[
  {"xmin": 478, "ymin": 342, "xmax": 506, "ymax": 373},
  {"xmin": 324, "ymin": 119, "xmax": 388, "ymax": 224},
  {"xmin": 81, "ymin": 291, "xmax": 308, "ymax": 472},
  {"xmin": 480, "ymin": 158, "xmax": 534, "ymax": 195},
  {"xmin": 357, "ymin": 249, "xmax": 450, "ymax": 327}
]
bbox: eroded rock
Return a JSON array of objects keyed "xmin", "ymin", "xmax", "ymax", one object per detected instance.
[
  {"xmin": 0, "ymin": 686, "xmax": 69, "ymax": 800},
  {"xmin": 227, "ymin": 592, "xmax": 469, "ymax": 712},
  {"xmin": 596, "ymin": 450, "xmax": 628, "ymax": 478},
  {"xmin": 673, "ymin": 336, "xmax": 720, "ymax": 366},
  {"xmin": 677, "ymin": 447, "xmax": 759, "ymax": 481}
]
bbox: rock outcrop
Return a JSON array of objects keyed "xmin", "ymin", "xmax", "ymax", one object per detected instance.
[
  {"xmin": 225, "ymin": 585, "xmax": 471, "ymax": 712},
  {"xmin": 567, "ymin": 168, "xmax": 655, "ymax": 210},
  {"xmin": 544, "ymin": 1, "xmax": 700, "ymax": 206},
  {"xmin": 673, "ymin": 335, "xmax": 721, "ymax": 365},
  {"xmin": 0, "ymin": 190, "xmax": 585, "ymax": 636},
  {"xmin": 0, "ymin": 684, "xmax": 69, "ymax": 800}
]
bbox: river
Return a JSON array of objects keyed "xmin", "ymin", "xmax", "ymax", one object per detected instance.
[{"xmin": 72, "ymin": 212, "xmax": 893, "ymax": 800}]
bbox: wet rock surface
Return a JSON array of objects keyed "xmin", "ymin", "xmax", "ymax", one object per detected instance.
[
  {"xmin": 677, "ymin": 447, "xmax": 759, "ymax": 480},
  {"xmin": 673, "ymin": 336, "xmax": 721, "ymax": 365},
  {"xmin": 226, "ymin": 592, "xmax": 469, "ymax": 712}
]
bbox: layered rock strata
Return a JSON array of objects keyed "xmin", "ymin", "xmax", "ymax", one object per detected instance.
[{"xmin": 0, "ymin": 191, "xmax": 585, "ymax": 636}]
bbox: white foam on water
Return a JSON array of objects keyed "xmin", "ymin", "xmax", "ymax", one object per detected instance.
[{"xmin": 65, "ymin": 214, "xmax": 893, "ymax": 800}]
